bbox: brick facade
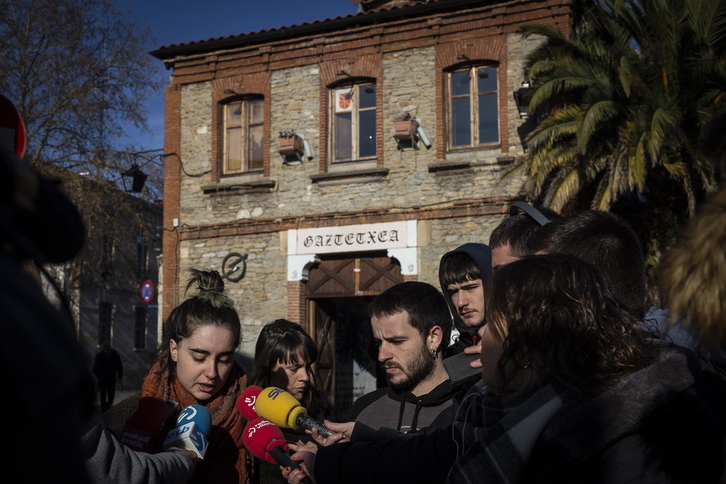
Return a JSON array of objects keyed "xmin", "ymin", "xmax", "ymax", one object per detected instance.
[{"xmin": 154, "ymin": 0, "xmax": 570, "ymax": 365}]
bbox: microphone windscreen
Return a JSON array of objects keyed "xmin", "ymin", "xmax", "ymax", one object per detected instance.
[
  {"xmin": 242, "ymin": 418, "xmax": 289, "ymax": 464},
  {"xmin": 236, "ymin": 385, "xmax": 263, "ymax": 420},
  {"xmin": 120, "ymin": 396, "xmax": 169, "ymax": 452},
  {"xmin": 256, "ymin": 386, "xmax": 306, "ymax": 430},
  {"xmin": 175, "ymin": 404, "xmax": 212, "ymax": 436},
  {"xmin": 163, "ymin": 421, "xmax": 209, "ymax": 459},
  {"xmin": 243, "ymin": 418, "xmax": 313, "ymax": 484}
]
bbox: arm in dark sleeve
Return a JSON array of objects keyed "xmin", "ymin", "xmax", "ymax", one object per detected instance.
[
  {"xmin": 349, "ymin": 421, "xmax": 404, "ymax": 441},
  {"xmin": 314, "ymin": 427, "xmax": 457, "ymax": 484},
  {"xmin": 81, "ymin": 415, "xmax": 195, "ymax": 484}
]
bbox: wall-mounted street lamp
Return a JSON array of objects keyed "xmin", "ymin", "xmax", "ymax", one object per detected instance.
[
  {"xmin": 122, "ymin": 164, "xmax": 148, "ymax": 193},
  {"xmin": 119, "ymin": 149, "xmax": 166, "ymax": 194}
]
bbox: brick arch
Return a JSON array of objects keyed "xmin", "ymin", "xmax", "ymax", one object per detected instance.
[
  {"xmin": 328, "ymin": 75, "xmax": 377, "ymax": 90},
  {"xmin": 319, "ymin": 55, "xmax": 382, "ymax": 87},
  {"xmin": 435, "ymin": 38, "xmax": 506, "ymax": 70}
]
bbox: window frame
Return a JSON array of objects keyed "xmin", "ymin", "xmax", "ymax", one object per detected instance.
[
  {"xmin": 221, "ymin": 96, "xmax": 265, "ymax": 175},
  {"xmin": 101, "ymin": 234, "xmax": 114, "ymax": 275},
  {"xmin": 329, "ymin": 81, "xmax": 377, "ymax": 164},
  {"xmin": 136, "ymin": 233, "xmax": 148, "ymax": 278},
  {"xmin": 446, "ymin": 64, "xmax": 500, "ymax": 150},
  {"xmin": 134, "ymin": 306, "xmax": 147, "ymax": 349},
  {"xmin": 98, "ymin": 301, "xmax": 112, "ymax": 344}
]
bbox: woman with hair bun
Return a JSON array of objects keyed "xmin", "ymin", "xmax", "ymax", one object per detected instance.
[{"xmin": 142, "ymin": 269, "xmax": 252, "ymax": 484}]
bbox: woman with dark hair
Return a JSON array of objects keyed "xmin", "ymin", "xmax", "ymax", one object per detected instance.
[
  {"xmin": 479, "ymin": 252, "xmax": 657, "ymax": 396},
  {"xmin": 253, "ymin": 319, "xmax": 333, "ymax": 484},
  {"xmin": 142, "ymin": 269, "xmax": 252, "ymax": 484},
  {"xmin": 252, "ymin": 319, "xmax": 333, "ymax": 425},
  {"xmin": 288, "ymin": 254, "xmax": 726, "ymax": 484}
]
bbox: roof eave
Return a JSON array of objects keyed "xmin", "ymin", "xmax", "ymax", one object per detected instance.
[{"xmin": 150, "ymin": 0, "xmax": 501, "ymax": 62}]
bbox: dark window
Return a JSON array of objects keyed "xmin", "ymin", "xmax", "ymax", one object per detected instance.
[
  {"xmin": 137, "ymin": 234, "xmax": 148, "ymax": 278},
  {"xmin": 448, "ymin": 65, "xmax": 499, "ymax": 148},
  {"xmin": 134, "ymin": 307, "xmax": 147, "ymax": 349},
  {"xmin": 98, "ymin": 301, "xmax": 112, "ymax": 344},
  {"xmin": 101, "ymin": 235, "xmax": 114, "ymax": 275}
]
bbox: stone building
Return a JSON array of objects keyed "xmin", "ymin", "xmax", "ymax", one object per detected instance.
[
  {"xmin": 75, "ymin": 197, "xmax": 162, "ymax": 390},
  {"xmin": 42, "ymin": 165, "xmax": 164, "ymax": 391},
  {"xmin": 152, "ymin": 0, "xmax": 570, "ymax": 414}
]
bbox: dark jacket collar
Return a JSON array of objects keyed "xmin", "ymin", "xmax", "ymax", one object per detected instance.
[{"xmin": 541, "ymin": 344, "xmax": 705, "ymax": 460}]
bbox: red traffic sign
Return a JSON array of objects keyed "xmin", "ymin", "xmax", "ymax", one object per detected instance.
[
  {"xmin": 0, "ymin": 94, "xmax": 27, "ymax": 159},
  {"xmin": 140, "ymin": 280, "xmax": 155, "ymax": 304}
]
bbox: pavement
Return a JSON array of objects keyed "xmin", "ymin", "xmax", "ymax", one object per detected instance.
[{"xmin": 94, "ymin": 387, "xmax": 142, "ymax": 415}]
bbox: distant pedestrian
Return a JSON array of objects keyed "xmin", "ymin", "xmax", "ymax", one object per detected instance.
[{"xmin": 93, "ymin": 343, "xmax": 123, "ymax": 412}]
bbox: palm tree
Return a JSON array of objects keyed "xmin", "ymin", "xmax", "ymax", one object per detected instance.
[{"xmin": 516, "ymin": 0, "xmax": 726, "ymax": 225}]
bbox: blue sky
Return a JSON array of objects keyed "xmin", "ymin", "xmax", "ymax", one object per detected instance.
[{"xmin": 118, "ymin": 0, "xmax": 359, "ymax": 151}]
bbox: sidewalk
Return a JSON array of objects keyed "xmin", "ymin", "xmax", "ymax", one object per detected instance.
[{"xmin": 94, "ymin": 387, "xmax": 142, "ymax": 415}]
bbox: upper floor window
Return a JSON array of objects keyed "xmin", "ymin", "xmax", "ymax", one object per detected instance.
[
  {"xmin": 448, "ymin": 65, "xmax": 499, "ymax": 149},
  {"xmin": 331, "ymin": 83, "xmax": 376, "ymax": 163},
  {"xmin": 101, "ymin": 234, "xmax": 114, "ymax": 275},
  {"xmin": 134, "ymin": 306, "xmax": 147, "ymax": 349},
  {"xmin": 136, "ymin": 233, "xmax": 148, "ymax": 278},
  {"xmin": 98, "ymin": 301, "xmax": 112, "ymax": 344},
  {"xmin": 223, "ymin": 98, "xmax": 264, "ymax": 174}
]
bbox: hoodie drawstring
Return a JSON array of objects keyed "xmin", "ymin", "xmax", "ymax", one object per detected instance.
[{"xmin": 396, "ymin": 395, "xmax": 406, "ymax": 431}]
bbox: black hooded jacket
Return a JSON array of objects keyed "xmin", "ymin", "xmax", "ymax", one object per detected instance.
[
  {"xmin": 346, "ymin": 378, "xmax": 463, "ymax": 436},
  {"xmin": 438, "ymin": 243, "xmax": 493, "ymax": 357}
]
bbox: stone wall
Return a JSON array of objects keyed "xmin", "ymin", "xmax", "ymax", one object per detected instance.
[{"xmin": 158, "ymin": 0, "xmax": 571, "ymax": 356}]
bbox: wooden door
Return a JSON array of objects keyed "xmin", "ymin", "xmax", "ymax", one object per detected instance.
[{"xmin": 307, "ymin": 253, "xmax": 402, "ymax": 413}]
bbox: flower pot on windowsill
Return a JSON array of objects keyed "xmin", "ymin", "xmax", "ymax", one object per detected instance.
[
  {"xmin": 394, "ymin": 119, "xmax": 419, "ymax": 138},
  {"xmin": 278, "ymin": 134, "xmax": 304, "ymax": 156}
]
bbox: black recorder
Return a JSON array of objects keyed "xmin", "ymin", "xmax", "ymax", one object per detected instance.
[{"xmin": 443, "ymin": 352, "xmax": 481, "ymax": 385}]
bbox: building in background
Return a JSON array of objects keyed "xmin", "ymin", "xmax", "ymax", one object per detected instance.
[
  {"xmin": 74, "ymin": 194, "xmax": 162, "ymax": 390},
  {"xmin": 45, "ymin": 165, "xmax": 164, "ymax": 391},
  {"xmin": 152, "ymin": 0, "xmax": 569, "ymax": 415}
]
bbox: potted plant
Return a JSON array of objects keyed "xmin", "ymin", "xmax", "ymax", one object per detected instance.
[
  {"xmin": 394, "ymin": 113, "xmax": 419, "ymax": 138},
  {"xmin": 278, "ymin": 130, "xmax": 304, "ymax": 155}
]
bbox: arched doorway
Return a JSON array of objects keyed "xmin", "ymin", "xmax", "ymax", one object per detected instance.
[{"xmin": 306, "ymin": 251, "xmax": 403, "ymax": 416}]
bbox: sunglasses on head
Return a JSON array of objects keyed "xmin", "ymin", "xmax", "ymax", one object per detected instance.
[{"xmin": 509, "ymin": 202, "xmax": 550, "ymax": 227}]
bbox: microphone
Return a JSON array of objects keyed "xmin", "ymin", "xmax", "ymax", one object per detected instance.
[
  {"xmin": 175, "ymin": 404, "xmax": 212, "ymax": 436},
  {"xmin": 242, "ymin": 418, "xmax": 312, "ymax": 484},
  {"xmin": 119, "ymin": 396, "xmax": 170, "ymax": 452},
  {"xmin": 163, "ymin": 404, "xmax": 211, "ymax": 460},
  {"xmin": 235, "ymin": 385, "xmax": 263, "ymax": 420},
  {"xmin": 256, "ymin": 386, "xmax": 333, "ymax": 438}
]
